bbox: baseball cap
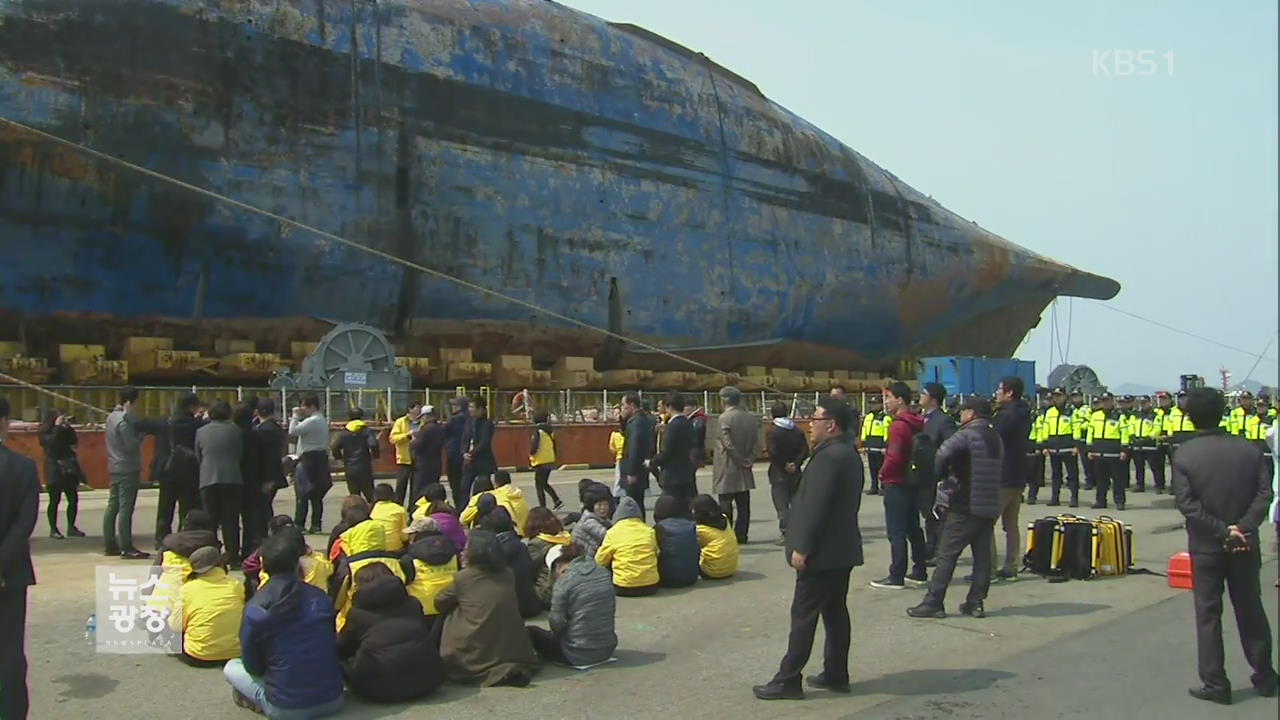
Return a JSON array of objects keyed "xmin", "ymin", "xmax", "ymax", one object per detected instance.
[
  {"xmin": 1155, "ymin": 390, "xmax": 1171, "ymax": 398},
  {"xmin": 1051, "ymin": 387, "xmax": 1066, "ymax": 395},
  {"xmin": 189, "ymin": 546, "xmax": 220, "ymax": 574},
  {"xmin": 1176, "ymin": 389, "xmax": 1187, "ymax": 398},
  {"xmin": 1238, "ymin": 391, "xmax": 1254, "ymax": 400},
  {"xmin": 1121, "ymin": 394, "xmax": 1134, "ymax": 402},
  {"xmin": 1099, "ymin": 392, "xmax": 1115, "ymax": 401}
]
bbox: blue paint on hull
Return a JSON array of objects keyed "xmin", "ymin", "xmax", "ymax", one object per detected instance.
[{"xmin": 0, "ymin": 0, "xmax": 1117, "ymax": 370}]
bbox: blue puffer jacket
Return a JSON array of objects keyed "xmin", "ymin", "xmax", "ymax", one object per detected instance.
[
  {"xmin": 240, "ymin": 577, "xmax": 344, "ymax": 710},
  {"xmin": 654, "ymin": 518, "xmax": 699, "ymax": 587}
]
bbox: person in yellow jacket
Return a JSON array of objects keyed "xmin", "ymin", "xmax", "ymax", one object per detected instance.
[
  {"xmin": 459, "ymin": 471, "xmax": 529, "ymax": 536},
  {"xmin": 169, "ymin": 546, "xmax": 244, "ymax": 666},
  {"xmin": 595, "ymin": 496, "xmax": 659, "ymax": 596},
  {"xmin": 858, "ymin": 395, "xmax": 889, "ymax": 495},
  {"xmin": 1069, "ymin": 390, "xmax": 1094, "ymax": 490},
  {"xmin": 389, "ymin": 401, "xmax": 426, "ymax": 506},
  {"xmin": 399, "ymin": 517, "xmax": 461, "ymax": 634},
  {"xmin": 1228, "ymin": 392, "xmax": 1255, "ymax": 436},
  {"xmin": 1038, "ymin": 388, "xmax": 1081, "ymax": 507},
  {"xmin": 369, "ymin": 483, "xmax": 409, "ymax": 552},
  {"xmin": 1129, "ymin": 396, "xmax": 1167, "ymax": 494},
  {"xmin": 608, "ymin": 424, "xmax": 626, "ymax": 498},
  {"xmin": 249, "ymin": 516, "xmax": 334, "ymax": 597},
  {"xmin": 692, "ymin": 494, "xmax": 740, "ymax": 579},
  {"xmin": 1086, "ymin": 392, "xmax": 1131, "ymax": 511},
  {"xmin": 330, "ymin": 518, "xmax": 406, "ymax": 630},
  {"xmin": 529, "ymin": 413, "xmax": 564, "ymax": 510},
  {"xmin": 1165, "ymin": 390, "xmax": 1198, "ymax": 458}
]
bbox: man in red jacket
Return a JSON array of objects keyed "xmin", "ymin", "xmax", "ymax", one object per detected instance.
[{"xmin": 870, "ymin": 382, "xmax": 929, "ymax": 590}]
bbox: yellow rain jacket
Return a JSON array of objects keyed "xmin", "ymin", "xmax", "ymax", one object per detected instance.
[
  {"xmin": 696, "ymin": 520, "xmax": 740, "ymax": 579},
  {"xmin": 370, "ymin": 500, "xmax": 409, "ymax": 552},
  {"xmin": 389, "ymin": 413, "xmax": 418, "ymax": 466},
  {"xmin": 460, "ymin": 483, "xmax": 530, "ymax": 536},
  {"xmin": 260, "ymin": 550, "xmax": 333, "ymax": 593},
  {"xmin": 332, "ymin": 520, "xmax": 406, "ymax": 630},
  {"xmin": 169, "ymin": 567, "xmax": 245, "ymax": 661},
  {"xmin": 595, "ymin": 497, "xmax": 659, "ymax": 589}
]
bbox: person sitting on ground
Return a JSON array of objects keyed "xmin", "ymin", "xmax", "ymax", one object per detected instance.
[
  {"xmin": 482, "ymin": 507, "xmax": 543, "ymax": 618},
  {"xmin": 336, "ymin": 563, "xmax": 444, "ymax": 704},
  {"xmin": 653, "ymin": 494, "xmax": 700, "ymax": 588},
  {"xmin": 169, "ymin": 546, "xmax": 245, "ymax": 667},
  {"xmin": 327, "ymin": 495, "xmax": 374, "ymax": 563},
  {"xmin": 330, "ymin": 513, "xmax": 406, "ymax": 630},
  {"xmin": 596, "ymin": 496, "xmax": 660, "ymax": 596},
  {"xmin": 572, "ymin": 487, "xmax": 615, "ymax": 558},
  {"xmin": 436, "ymin": 530, "xmax": 542, "ymax": 687},
  {"xmin": 155, "ymin": 508, "xmax": 222, "ymax": 571},
  {"xmin": 400, "ymin": 516, "xmax": 462, "ymax": 634},
  {"xmin": 411, "ymin": 482, "xmax": 467, "ymax": 553},
  {"xmin": 526, "ymin": 543, "xmax": 618, "ymax": 667},
  {"xmin": 693, "ymin": 494, "xmax": 740, "ymax": 580},
  {"xmin": 460, "ymin": 470, "xmax": 529, "ymax": 536},
  {"xmin": 410, "ymin": 482, "xmax": 454, "ymax": 521},
  {"xmin": 244, "ymin": 519, "xmax": 333, "ymax": 599},
  {"xmin": 578, "ymin": 477, "xmax": 614, "ymax": 511},
  {"xmin": 370, "ymin": 483, "xmax": 409, "ymax": 552},
  {"xmin": 223, "ymin": 532, "xmax": 345, "ymax": 719},
  {"xmin": 525, "ymin": 507, "xmax": 573, "ymax": 608}
]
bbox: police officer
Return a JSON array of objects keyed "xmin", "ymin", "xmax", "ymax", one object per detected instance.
[
  {"xmin": 1117, "ymin": 394, "xmax": 1136, "ymax": 489},
  {"xmin": 1130, "ymin": 395, "xmax": 1166, "ymax": 493},
  {"xmin": 858, "ymin": 394, "xmax": 889, "ymax": 495},
  {"xmin": 1087, "ymin": 392, "xmax": 1130, "ymax": 511},
  {"xmin": 1228, "ymin": 392, "xmax": 1255, "ymax": 436},
  {"xmin": 1026, "ymin": 389, "xmax": 1048, "ymax": 504},
  {"xmin": 1069, "ymin": 390, "xmax": 1094, "ymax": 490},
  {"xmin": 1166, "ymin": 389, "xmax": 1197, "ymax": 458},
  {"xmin": 1040, "ymin": 387, "xmax": 1080, "ymax": 507}
]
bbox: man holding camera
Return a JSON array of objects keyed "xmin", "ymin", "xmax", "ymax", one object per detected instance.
[{"xmin": 1172, "ymin": 387, "xmax": 1277, "ymax": 705}]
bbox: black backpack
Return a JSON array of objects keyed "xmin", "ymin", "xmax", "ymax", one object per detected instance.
[{"xmin": 906, "ymin": 428, "xmax": 937, "ymax": 490}]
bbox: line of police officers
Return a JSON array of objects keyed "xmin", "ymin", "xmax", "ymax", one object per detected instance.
[{"xmin": 859, "ymin": 387, "xmax": 1276, "ymax": 510}]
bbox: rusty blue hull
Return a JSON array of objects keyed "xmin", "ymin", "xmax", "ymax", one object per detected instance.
[{"xmin": 0, "ymin": 0, "xmax": 1118, "ymax": 372}]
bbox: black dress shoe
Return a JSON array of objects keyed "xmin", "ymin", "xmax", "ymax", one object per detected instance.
[
  {"xmin": 1116, "ymin": 504, "xmax": 1126, "ymax": 511},
  {"xmin": 1091, "ymin": 503, "xmax": 1107, "ymax": 510},
  {"xmin": 1046, "ymin": 499, "xmax": 1060, "ymax": 507},
  {"xmin": 806, "ymin": 673, "xmax": 851, "ymax": 693},
  {"xmin": 753, "ymin": 682, "xmax": 803, "ymax": 700},
  {"xmin": 1253, "ymin": 673, "xmax": 1279, "ymax": 697},
  {"xmin": 68, "ymin": 527, "xmax": 86, "ymax": 538},
  {"xmin": 959, "ymin": 601, "xmax": 986, "ymax": 618},
  {"xmin": 1187, "ymin": 686, "xmax": 1231, "ymax": 705},
  {"xmin": 103, "ymin": 548, "xmax": 121, "ymax": 557},
  {"xmin": 120, "ymin": 549, "xmax": 152, "ymax": 560},
  {"xmin": 906, "ymin": 603, "xmax": 946, "ymax": 619}
]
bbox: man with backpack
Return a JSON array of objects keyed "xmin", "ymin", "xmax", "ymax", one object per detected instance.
[
  {"xmin": 907, "ymin": 396, "xmax": 1004, "ymax": 619},
  {"xmin": 870, "ymin": 382, "xmax": 929, "ymax": 590}
]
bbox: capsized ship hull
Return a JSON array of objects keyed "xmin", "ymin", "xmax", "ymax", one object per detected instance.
[{"xmin": 0, "ymin": 0, "xmax": 1118, "ymax": 373}]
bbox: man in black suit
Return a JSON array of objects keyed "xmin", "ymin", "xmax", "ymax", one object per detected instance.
[
  {"xmin": 619, "ymin": 392, "xmax": 655, "ymax": 521},
  {"xmin": 653, "ymin": 393, "xmax": 696, "ymax": 507},
  {"xmin": 0, "ymin": 396, "xmax": 38, "ymax": 719},
  {"xmin": 754, "ymin": 396, "xmax": 864, "ymax": 701},
  {"xmin": 1172, "ymin": 388, "xmax": 1277, "ymax": 705}
]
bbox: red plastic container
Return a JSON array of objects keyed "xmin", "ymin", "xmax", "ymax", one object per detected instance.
[{"xmin": 1168, "ymin": 552, "xmax": 1194, "ymax": 589}]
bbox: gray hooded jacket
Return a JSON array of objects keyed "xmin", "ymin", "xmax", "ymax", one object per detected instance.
[{"xmin": 572, "ymin": 510, "xmax": 613, "ymax": 559}]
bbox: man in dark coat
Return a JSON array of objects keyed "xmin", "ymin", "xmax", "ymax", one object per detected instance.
[
  {"xmin": 461, "ymin": 399, "xmax": 497, "ymax": 509},
  {"xmin": 991, "ymin": 377, "xmax": 1032, "ymax": 580},
  {"xmin": 0, "ymin": 396, "xmax": 37, "ymax": 720},
  {"xmin": 1172, "ymin": 388, "xmax": 1276, "ymax": 705},
  {"xmin": 444, "ymin": 398, "xmax": 471, "ymax": 507},
  {"xmin": 754, "ymin": 396, "xmax": 863, "ymax": 701},
  {"xmin": 908, "ymin": 396, "xmax": 1003, "ymax": 620},
  {"xmin": 157, "ymin": 393, "xmax": 206, "ymax": 550},
  {"xmin": 918, "ymin": 383, "xmax": 956, "ymax": 563},
  {"xmin": 410, "ymin": 406, "xmax": 446, "ymax": 506},
  {"xmin": 618, "ymin": 392, "xmax": 656, "ymax": 521},
  {"xmin": 253, "ymin": 399, "xmax": 288, "ymax": 506},
  {"xmin": 766, "ymin": 401, "xmax": 809, "ymax": 542},
  {"xmin": 336, "ymin": 566, "xmax": 443, "ymax": 703},
  {"xmin": 653, "ymin": 393, "xmax": 696, "ymax": 507},
  {"xmin": 330, "ymin": 408, "xmax": 380, "ymax": 503}
]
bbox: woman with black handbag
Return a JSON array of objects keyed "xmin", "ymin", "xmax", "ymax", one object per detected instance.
[{"xmin": 38, "ymin": 410, "xmax": 86, "ymax": 539}]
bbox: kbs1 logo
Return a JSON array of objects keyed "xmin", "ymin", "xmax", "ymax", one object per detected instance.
[{"xmin": 1092, "ymin": 50, "xmax": 1174, "ymax": 77}]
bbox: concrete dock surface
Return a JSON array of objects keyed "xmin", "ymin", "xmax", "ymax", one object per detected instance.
[{"xmin": 25, "ymin": 464, "xmax": 1279, "ymax": 719}]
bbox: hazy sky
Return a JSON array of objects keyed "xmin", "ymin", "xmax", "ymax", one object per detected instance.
[{"xmin": 560, "ymin": 0, "xmax": 1279, "ymax": 390}]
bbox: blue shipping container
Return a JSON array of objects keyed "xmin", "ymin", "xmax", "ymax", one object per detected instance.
[{"xmin": 917, "ymin": 357, "xmax": 1036, "ymax": 398}]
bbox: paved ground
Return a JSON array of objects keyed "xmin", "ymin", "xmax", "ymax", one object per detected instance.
[{"xmin": 25, "ymin": 464, "xmax": 1280, "ymax": 719}]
